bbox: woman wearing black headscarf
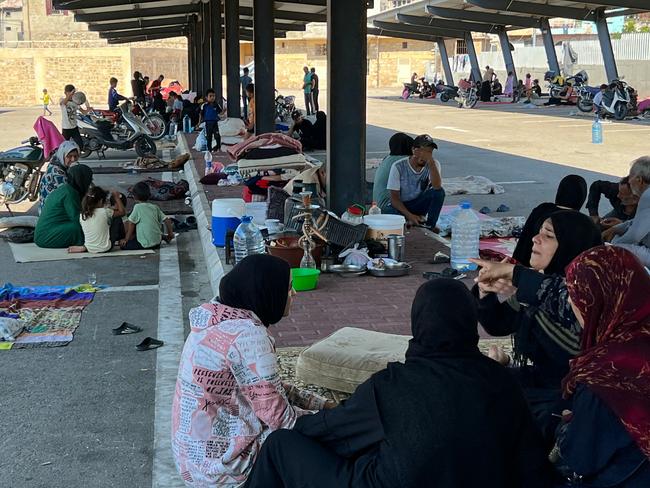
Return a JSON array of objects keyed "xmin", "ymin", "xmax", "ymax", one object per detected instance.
[
  {"xmin": 244, "ymin": 279, "xmax": 551, "ymax": 488},
  {"xmin": 513, "ymin": 174, "xmax": 588, "ymax": 267},
  {"xmin": 373, "ymin": 132, "xmax": 415, "ymax": 212},
  {"xmin": 471, "ymin": 210, "xmax": 602, "ymax": 446},
  {"xmin": 172, "ymin": 255, "xmax": 330, "ymax": 487},
  {"xmin": 34, "ymin": 164, "xmax": 93, "ymax": 248}
]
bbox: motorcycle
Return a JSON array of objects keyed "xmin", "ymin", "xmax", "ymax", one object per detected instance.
[
  {"xmin": 456, "ymin": 79, "xmax": 479, "ymax": 109},
  {"xmin": 418, "ymin": 78, "xmax": 434, "ymax": 99},
  {"xmin": 94, "ymin": 101, "xmax": 166, "ymax": 141},
  {"xmin": 275, "ymin": 90, "xmax": 296, "ymax": 121},
  {"xmin": 438, "ymin": 85, "xmax": 459, "ymax": 103},
  {"xmin": 576, "ymin": 85, "xmax": 601, "ymax": 113},
  {"xmin": 599, "ymin": 78, "xmax": 635, "ymax": 121},
  {"xmin": 401, "ymin": 81, "xmax": 420, "ymax": 100},
  {"xmin": 545, "ymin": 70, "xmax": 589, "ymax": 100},
  {"xmin": 78, "ymin": 100, "xmax": 157, "ymax": 159},
  {"xmin": 0, "ymin": 136, "xmax": 46, "ymax": 214}
]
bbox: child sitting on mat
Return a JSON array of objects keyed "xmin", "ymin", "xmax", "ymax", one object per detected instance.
[
  {"xmin": 119, "ymin": 181, "xmax": 174, "ymax": 250},
  {"xmin": 68, "ymin": 186, "xmax": 126, "ymax": 254}
]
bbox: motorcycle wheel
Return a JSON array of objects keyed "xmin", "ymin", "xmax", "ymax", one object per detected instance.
[
  {"xmin": 550, "ymin": 86, "xmax": 563, "ymax": 99},
  {"xmin": 440, "ymin": 93, "xmax": 450, "ymax": 103},
  {"xmin": 577, "ymin": 98, "xmax": 594, "ymax": 113},
  {"xmin": 79, "ymin": 135, "xmax": 97, "ymax": 158},
  {"xmin": 144, "ymin": 113, "xmax": 166, "ymax": 140},
  {"xmin": 135, "ymin": 136, "xmax": 157, "ymax": 157},
  {"xmin": 614, "ymin": 102, "xmax": 628, "ymax": 121},
  {"xmin": 465, "ymin": 94, "xmax": 479, "ymax": 109}
]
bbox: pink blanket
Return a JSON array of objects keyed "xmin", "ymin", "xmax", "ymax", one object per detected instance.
[
  {"xmin": 228, "ymin": 132, "xmax": 302, "ymax": 160},
  {"xmin": 33, "ymin": 116, "xmax": 64, "ymax": 158}
]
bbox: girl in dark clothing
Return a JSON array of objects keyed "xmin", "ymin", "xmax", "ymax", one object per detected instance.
[
  {"xmin": 513, "ymin": 174, "xmax": 588, "ymax": 267},
  {"xmin": 472, "ymin": 210, "xmax": 602, "ymax": 445},
  {"xmin": 244, "ymin": 279, "xmax": 551, "ymax": 488},
  {"xmin": 552, "ymin": 246, "xmax": 650, "ymax": 487}
]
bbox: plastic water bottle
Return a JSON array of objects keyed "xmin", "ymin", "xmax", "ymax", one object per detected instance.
[
  {"xmin": 204, "ymin": 151, "xmax": 213, "ymax": 176},
  {"xmin": 233, "ymin": 215, "xmax": 266, "ymax": 264},
  {"xmin": 183, "ymin": 115, "xmax": 191, "ymax": 133},
  {"xmin": 368, "ymin": 202, "xmax": 381, "ymax": 215},
  {"xmin": 451, "ymin": 201, "xmax": 480, "ymax": 271},
  {"xmin": 168, "ymin": 121, "xmax": 178, "ymax": 138},
  {"xmin": 592, "ymin": 115, "xmax": 603, "ymax": 144}
]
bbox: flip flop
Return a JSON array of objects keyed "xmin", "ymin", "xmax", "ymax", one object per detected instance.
[
  {"xmin": 496, "ymin": 204, "xmax": 511, "ymax": 212},
  {"xmin": 112, "ymin": 322, "xmax": 143, "ymax": 335},
  {"xmin": 479, "ymin": 206, "xmax": 492, "ymax": 214},
  {"xmin": 136, "ymin": 337, "xmax": 164, "ymax": 351}
]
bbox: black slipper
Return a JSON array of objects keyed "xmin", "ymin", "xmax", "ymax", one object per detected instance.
[
  {"xmin": 136, "ymin": 337, "xmax": 164, "ymax": 351},
  {"xmin": 112, "ymin": 322, "xmax": 143, "ymax": 335}
]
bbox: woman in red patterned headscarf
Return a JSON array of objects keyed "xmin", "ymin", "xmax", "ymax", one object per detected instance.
[{"xmin": 553, "ymin": 245, "xmax": 650, "ymax": 486}]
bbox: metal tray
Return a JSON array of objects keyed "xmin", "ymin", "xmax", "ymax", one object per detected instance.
[
  {"xmin": 368, "ymin": 263, "xmax": 412, "ymax": 277},
  {"xmin": 329, "ymin": 264, "xmax": 367, "ymax": 277}
]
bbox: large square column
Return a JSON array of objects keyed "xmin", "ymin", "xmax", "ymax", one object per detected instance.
[
  {"xmin": 253, "ymin": 0, "xmax": 275, "ymax": 134},
  {"xmin": 225, "ymin": 0, "xmax": 241, "ymax": 117}
]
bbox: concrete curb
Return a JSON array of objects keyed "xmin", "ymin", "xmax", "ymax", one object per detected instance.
[{"xmin": 177, "ymin": 135, "xmax": 226, "ymax": 297}]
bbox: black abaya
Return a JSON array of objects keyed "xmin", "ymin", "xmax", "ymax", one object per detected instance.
[{"xmin": 245, "ymin": 280, "xmax": 551, "ymax": 488}]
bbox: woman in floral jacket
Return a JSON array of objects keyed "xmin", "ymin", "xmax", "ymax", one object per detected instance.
[
  {"xmin": 38, "ymin": 140, "xmax": 79, "ymax": 213},
  {"xmin": 172, "ymin": 255, "xmax": 329, "ymax": 487}
]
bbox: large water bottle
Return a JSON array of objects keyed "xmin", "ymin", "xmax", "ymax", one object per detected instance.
[
  {"xmin": 204, "ymin": 151, "xmax": 213, "ymax": 176},
  {"xmin": 233, "ymin": 215, "xmax": 266, "ymax": 264},
  {"xmin": 592, "ymin": 115, "xmax": 603, "ymax": 144},
  {"xmin": 183, "ymin": 115, "xmax": 192, "ymax": 133},
  {"xmin": 451, "ymin": 201, "xmax": 480, "ymax": 271}
]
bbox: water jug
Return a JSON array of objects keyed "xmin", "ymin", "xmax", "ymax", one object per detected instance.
[
  {"xmin": 592, "ymin": 115, "xmax": 603, "ymax": 144},
  {"xmin": 233, "ymin": 215, "xmax": 266, "ymax": 264},
  {"xmin": 183, "ymin": 115, "xmax": 192, "ymax": 133},
  {"xmin": 451, "ymin": 201, "xmax": 480, "ymax": 271}
]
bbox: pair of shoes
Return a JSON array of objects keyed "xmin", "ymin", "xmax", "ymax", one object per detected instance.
[
  {"xmin": 112, "ymin": 322, "xmax": 163, "ymax": 351},
  {"xmin": 496, "ymin": 204, "xmax": 510, "ymax": 212}
]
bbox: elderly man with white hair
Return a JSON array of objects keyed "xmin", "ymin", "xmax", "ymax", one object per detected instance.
[{"xmin": 604, "ymin": 156, "xmax": 650, "ymax": 266}]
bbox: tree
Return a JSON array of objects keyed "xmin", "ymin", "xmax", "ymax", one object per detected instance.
[{"xmin": 623, "ymin": 19, "xmax": 637, "ymax": 33}]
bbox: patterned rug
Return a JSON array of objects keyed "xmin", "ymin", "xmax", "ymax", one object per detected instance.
[{"xmin": 0, "ymin": 283, "xmax": 96, "ymax": 349}]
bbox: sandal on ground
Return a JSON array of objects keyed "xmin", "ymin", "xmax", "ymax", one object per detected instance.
[
  {"xmin": 136, "ymin": 337, "xmax": 164, "ymax": 351},
  {"xmin": 112, "ymin": 322, "xmax": 143, "ymax": 335}
]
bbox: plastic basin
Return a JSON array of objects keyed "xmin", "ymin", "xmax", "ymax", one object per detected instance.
[{"xmin": 292, "ymin": 268, "xmax": 321, "ymax": 292}]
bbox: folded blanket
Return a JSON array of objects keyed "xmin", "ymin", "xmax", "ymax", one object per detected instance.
[
  {"xmin": 442, "ymin": 175, "xmax": 505, "ymax": 195},
  {"xmin": 238, "ymin": 154, "xmax": 308, "ymax": 178},
  {"xmin": 218, "ymin": 118, "xmax": 245, "ymax": 137},
  {"xmin": 228, "ymin": 133, "xmax": 303, "ymax": 160}
]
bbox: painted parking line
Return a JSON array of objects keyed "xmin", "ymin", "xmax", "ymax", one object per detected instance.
[
  {"xmin": 151, "ymin": 240, "xmax": 185, "ymax": 488},
  {"xmin": 605, "ymin": 127, "xmax": 650, "ymax": 133},
  {"xmin": 100, "ymin": 284, "xmax": 159, "ymax": 293},
  {"xmin": 495, "ymin": 180, "xmax": 537, "ymax": 185}
]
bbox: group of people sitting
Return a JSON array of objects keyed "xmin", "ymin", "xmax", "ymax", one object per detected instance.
[
  {"xmin": 287, "ymin": 110, "xmax": 327, "ymax": 151},
  {"xmin": 34, "ymin": 140, "xmax": 174, "ymax": 252}
]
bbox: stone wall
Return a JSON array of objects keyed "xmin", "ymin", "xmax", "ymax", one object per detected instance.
[{"xmin": 131, "ymin": 47, "xmax": 189, "ymax": 89}]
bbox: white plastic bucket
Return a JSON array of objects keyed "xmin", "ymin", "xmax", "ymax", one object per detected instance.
[
  {"xmin": 212, "ymin": 198, "xmax": 245, "ymax": 247},
  {"xmin": 363, "ymin": 214, "xmax": 406, "ymax": 245},
  {"xmin": 245, "ymin": 202, "xmax": 269, "ymax": 226}
]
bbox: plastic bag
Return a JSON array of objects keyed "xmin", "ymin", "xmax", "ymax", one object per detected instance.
[
  {"xmin": 339, "ymin": 244, "xmax": 371, "ymax": 267},
  {"xmin": 193, "ymin": 128, "xmax": 207, "ymax": 151},
  {"xmin": 0, "ymin": 313, "xmax": 23, "ymax": 342}
]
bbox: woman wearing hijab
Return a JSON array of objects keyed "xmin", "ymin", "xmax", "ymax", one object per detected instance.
[
  {"xmin": 171, "ymin": 255, "xmax": 329, "ymax": 487},
  {"xmin": 34, "ymin": 164, "xmax": 93, "ymax": 249},
  {"xmin": 513, "ymin": 174, "xmax": 588, "ymax": 267},
  {"xmin": 551, "ymin": 246, "xmax": 650, "ymax": 487},
  {"xmin": 472, "ymin": 210, "xmax": 602, "ymax": 445},
  {"xmin": 372, "ymin": 132, "xmax": 414, "ymax": 212},
  {"xmin": 310, "ymin": 111, "xmax": 327, "ymax": 150},
  {"xmin": 244, "ymin": 279, "xmax": 551, "ymax": 488},
  {"xmin": 38, "ymin": 140, "xmax": 80, "ymax": 213}
]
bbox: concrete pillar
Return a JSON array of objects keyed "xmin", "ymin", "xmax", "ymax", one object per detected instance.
[
  {"xmin": 327, "ymin": 0, "xmax": 367, "ymax": 215},
  {"xmin": 201, "ymin": 1, "xmax": 212, "ymax": 93},
  {"xmin": 595, "ymin": 9, "xmax": 618, "ymax": 82},
  {"xmin": 465, "ymin": 32, "xmax": 482, "ymax": 83},
  {"xmin": 540, "ymin": 18, "xmax": 560, "ymax": 75},
  {"xmin": 210, "ymin": 0, "xmax": 223, "ymax": 100},
  {"xmin": 497, "ymin": 28, "xmax": 517, "ymax": 86},
  {"xmin": 193, "ymin": 18, "xmax": 203, "ymax": 95},
  {"xmin": 253, "ymin": 0, "xmax": 275, "ymax": 134},
  {"xmin": 436, "ymin": 38, "xmax": 454, "ymax": 86},
  {"xmin": 187, "ymin": 33, "xmax": 194, "ymax": 91},
  {"xmin": 225, "ymin": 0, "xmax": 241, "ymax": 117}
]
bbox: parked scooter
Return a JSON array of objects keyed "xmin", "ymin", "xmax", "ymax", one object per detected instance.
[
  {"xmin": 94, "ymin": 101, "xmax": 166, "ymax": 141},
  {"xmin": 576, "ymin": 85, "xmax": 602, "ymax": 113},
  {"xmin": 78, "ymin": 100, "xmax": 157, "ymax": 159},
  {"xmin": 456, "ymin": 79, "xmax": 479, "ymax": 109},
  {"xmin": 418, "ymin": 78, "xmax": 434, "ymax": 99},
  {"xmin": 438, "ymin": 84, "xmax": 459, "ymax": 103},
  {"xmin": 275, "ymin": 91, "xmax": 296, "ymax": 122},
  {"xmin": 0, "ymin": 136, "xmax": 46, "ymax": 213},
  {"xmin": 401, "ymin": 81, "xmax": 420, "ymax": 99},
  {"xmin": 599, "ymin": 78, "xmax": 635, "ymax": 120}
]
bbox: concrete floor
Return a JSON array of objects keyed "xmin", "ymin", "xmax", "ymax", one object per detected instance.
[{"xmin": 1, "ymin": 92, "xmax": 649, "ymax": 487}]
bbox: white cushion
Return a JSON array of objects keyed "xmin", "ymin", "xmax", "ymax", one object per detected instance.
[{"xmin": 296, "ymin": 327, "xmax": 410, "ymax": 393}]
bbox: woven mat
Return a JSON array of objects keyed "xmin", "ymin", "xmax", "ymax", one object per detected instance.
[{"xmin": 277, "ymin": 338, "xmax": 513, "ymax": 402}]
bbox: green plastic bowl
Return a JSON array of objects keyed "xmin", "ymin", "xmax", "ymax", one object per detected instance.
[{"xmin": 292, "ymin": 268, "xmax": 321, "ymax": 292}]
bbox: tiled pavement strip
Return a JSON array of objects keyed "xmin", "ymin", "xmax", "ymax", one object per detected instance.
[{"xmin": 180, "ymin": 133, "xmax": 495, "ymax": 348}]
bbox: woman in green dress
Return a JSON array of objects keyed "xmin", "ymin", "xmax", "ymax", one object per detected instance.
[{"xmin": 34, "ymin": 164, "xmax": 93, "ymax": 249}]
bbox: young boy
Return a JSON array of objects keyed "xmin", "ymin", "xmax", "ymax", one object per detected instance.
[
  {"xmin": 197, "ymin": 88, "xmax": 225, "ymax": 152},
  {"xmin": 108, "ymin": 77, "xmax": 128, "ymax": 112},
  {"xmin": 41, "ymin": 88, "xmax": 52, "ymax": 116},
  {"xmin": 119, "ymin": 182, "xmax": 174, "ymax": 250}
]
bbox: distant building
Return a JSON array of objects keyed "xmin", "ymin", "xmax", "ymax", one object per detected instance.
[{"xmin": 0, "ymin": 0, "xmax": 24, "ymax": 44}]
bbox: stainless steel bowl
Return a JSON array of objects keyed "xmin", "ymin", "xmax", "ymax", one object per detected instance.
[
  {"xmin": 329, "ymin": 264, "xmax": 367, "ymax": 277},
  {"xmin": 368, "ymin": 262, "xmax": 412, "ymax": 277}
]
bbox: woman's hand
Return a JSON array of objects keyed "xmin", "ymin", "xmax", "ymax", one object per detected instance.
[
  {"xmin": 487, "ymin": 345, "xmax": 511, "ymax": 366},
  {"xmin": 479, "ymin": 279, "xmax": 517, "ymax": 297},
  {"xmin": 471, "ymin": 258, "xmax": 515, "ymax": 284},
  {"xmin": 323, "ymin": 400, "xmax": 337, "ymax": 410}
]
